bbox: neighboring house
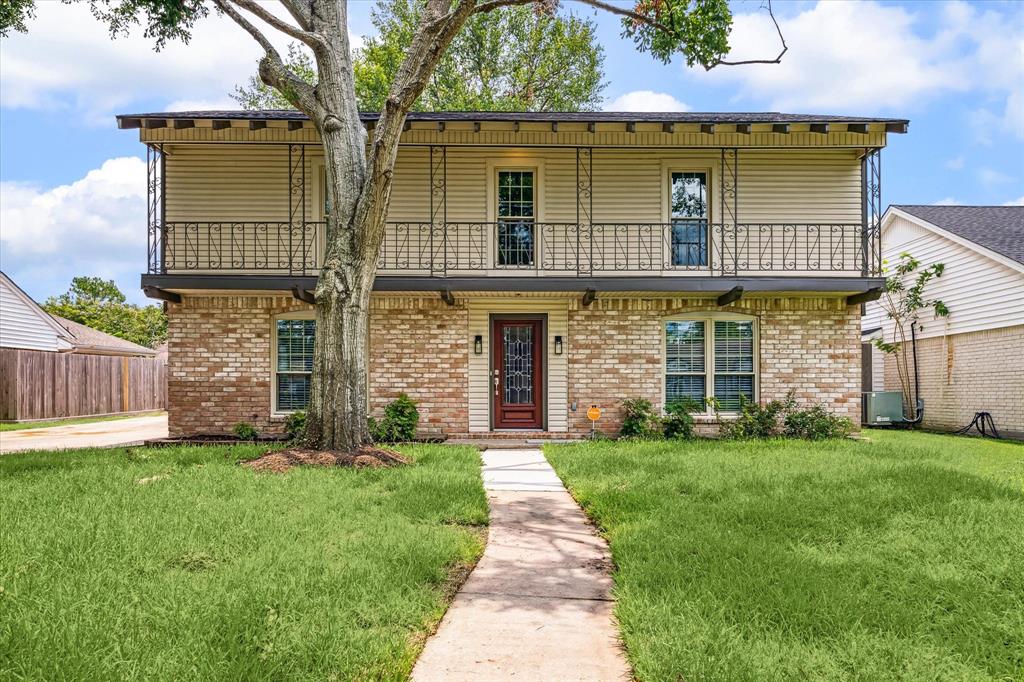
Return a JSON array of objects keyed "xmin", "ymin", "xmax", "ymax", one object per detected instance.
[
  {"xmin": 121, "ymin": 110, "xmax": 906, "ymax": 438},
  {"xmin": 863, "ymin": 206, "xmax": 1024, "ymax": 438},
  {"xmin": 0, "ymin": 271, "xmax": 165, "ymax": 422}
]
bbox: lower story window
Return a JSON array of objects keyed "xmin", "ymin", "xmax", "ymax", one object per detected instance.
[
  {"xmin": 276, "ymin": 318, "xmax": 315, "ymax": 412},
  {"xmin": 665, "ymin": 317, "xmax": 755, "ymax": 412}
]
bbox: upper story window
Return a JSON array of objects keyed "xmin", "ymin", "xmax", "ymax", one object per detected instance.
[
  {"xmin": 275, "ymin": 318, "xmax": 316, "ymax": 412},
  {"xmin": 497, "ymin": 170, "xmax": 535, "ymax": 267},
  {"xmin": 669, "ymin": 171, "xmax": 709, "ymax": 267},
  {"xmin": 665, "ymin": 315, "xmax": 756, "ymax": 412}
]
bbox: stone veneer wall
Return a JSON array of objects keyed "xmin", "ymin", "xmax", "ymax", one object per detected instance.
[
  {"xmin": 882, "ymin": 324, "xmax": 1024, "ymax": 439},
  {"xmin": 166, "ymin": 295, "xmax": 469, "ymax": 437},
  {"xmin": 566, "ymin": 296, "xmax": 862, "ymax": 436}
]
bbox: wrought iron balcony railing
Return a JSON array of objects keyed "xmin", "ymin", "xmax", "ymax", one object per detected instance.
[{"xmin": 150, "ymin": 220, "xmax": 877, "ymax": 277}]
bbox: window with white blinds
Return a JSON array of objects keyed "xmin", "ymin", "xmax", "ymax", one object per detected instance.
[
  {"xmin": 276, "ymin": 318, "xmax": 316, "ymax": 412},
  {"xmin": 664, "ymin": 316, "xmax": 756, "ymax": 412}
]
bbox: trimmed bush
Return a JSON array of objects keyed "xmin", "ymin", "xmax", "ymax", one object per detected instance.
[
  {"xmin": 232, "ymin": 422, "xmax": 258, "ymax": 441},
  {"xmin": 284, "ymin": 410, "xmax": 306, "ymax": 440},
  {"xmin": 370, "ymin": 394, "xmax": 420, "ymax": 442},
  {"xmin": 716, "ymin": 393, "xmax": 795, "ymax": 440},
  {"xmin": 620, "ymin": 398, "xmax": 661, "ymax": 439},
  {"xmin": 784, "ymin": 405, "xmax": 853, "ymax": 440},
  {"xmin": 663, "ymin": 398, "xmax": 701, "ymax": 440}
]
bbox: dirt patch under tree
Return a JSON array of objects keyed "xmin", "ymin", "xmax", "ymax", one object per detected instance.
[{"xmin": 243, "ymin": 446, "xmax": 410, "ymax": 473}]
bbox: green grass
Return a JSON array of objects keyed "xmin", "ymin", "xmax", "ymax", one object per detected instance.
[
  {"xmin": 546, "ymin": 431, "xmax": 1024, "ymax": 682},
  {"xmin": 0, "ymin": 444, "xmax": 488, "ymax": 680},
  {"xmin": 0, "ymin": 411, "xmax": 166, "ymax": 432}
]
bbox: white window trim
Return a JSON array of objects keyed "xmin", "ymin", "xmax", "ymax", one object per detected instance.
[
  {"xmin": 271, "ymin": 310, "xmax": 316, "ymax": 417},
  {"xmin": 486, "ymin": 158, "xmax": 545, "ymax": 269},
  {"xmin": 662, "ymin": 311, "xmax": 759, "ymax": 415}
]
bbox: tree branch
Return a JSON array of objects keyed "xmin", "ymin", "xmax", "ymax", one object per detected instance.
[
  {"xmin": 569, "ymin": 0, "xmax": 674, "ymax": 34},
  {"xmin": 705, "ymin": 0, "xmax": 787, "ymax": 68},
  {"xmin": 278, "ymin": 0, "xmax": 314, "ymax": 31},
  {"xmin": 228, "ymin": 0, "xmax": 327, "ymax": 51},
  {"xmin": 213, "ymin": 0, "xmax": 322, "ymax": 116}
]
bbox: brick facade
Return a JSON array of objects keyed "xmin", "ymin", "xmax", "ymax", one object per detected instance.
[
  {"xmin": 166, "ymin": 293, "xmax": 861, "ymax": 439},
  {"xmin": 567, "ymin": 297, "xmax": 861, "ymax": 436},
  {"xmin": 882, "ymin": 324, "xmax": 1024, "ymax": 439}
]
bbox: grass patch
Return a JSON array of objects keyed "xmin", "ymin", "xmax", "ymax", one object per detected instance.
[
  {"xmin": 546, "ymin": 431, "xmax": 1024, "ymax": 681},
  {"xmin": 0, "ymin": 411, "xmax": 165, "ymax": 432},
  {"xmin": 0, "ymin": 443, "xmax": 487, "ymax": 680}
]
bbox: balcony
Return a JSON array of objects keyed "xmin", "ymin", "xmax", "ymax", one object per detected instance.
[{"xmin": 150, "ymin": 220, "xmax": 876, "ymax": 278}]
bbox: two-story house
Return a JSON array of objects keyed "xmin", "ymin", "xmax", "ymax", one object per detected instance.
[{"xmin": 120, "ymin": 110, "xmax": 904, "ymax": 438}]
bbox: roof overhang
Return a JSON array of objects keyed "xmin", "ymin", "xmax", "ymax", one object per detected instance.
[
  {"xmin": 884, "ymin": 207, "xmax": 1024, "ymax": 274},
  {"xmin": 143, "ymin": 274, "xmax": 885, "ymax": 297},
  {"xmin": 118, "ymin": 110, "xmax": 909, "ymax": 135}
]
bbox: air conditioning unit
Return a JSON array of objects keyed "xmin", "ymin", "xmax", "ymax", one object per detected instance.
[{"xmin": 862, "ymin": 391, "xmax": 904, "ymax": 426}]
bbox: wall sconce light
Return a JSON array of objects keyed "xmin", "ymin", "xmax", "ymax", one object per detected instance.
[
  {"xmin": 554, "ymin": 335, "xmax": 564, "ymax": 355},
  {"xmin": 474, "ymin": 335, "xmax": 483, "ymax": 355}
]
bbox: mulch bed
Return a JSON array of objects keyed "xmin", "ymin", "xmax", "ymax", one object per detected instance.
[{"xmin": 243, "ymin": 446, "xmax": 411, "ymax": 473}]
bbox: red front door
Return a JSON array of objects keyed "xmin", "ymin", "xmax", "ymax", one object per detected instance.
[{"xmin": 492, "ymin": 318, "xmax": 544, "ymax": 429}]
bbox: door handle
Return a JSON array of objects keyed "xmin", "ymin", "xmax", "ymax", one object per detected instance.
[{"xmin": 493, "ymin": 374, "xmax": 499, "ymax": 396}]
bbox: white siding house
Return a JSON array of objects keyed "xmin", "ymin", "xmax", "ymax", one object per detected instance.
[
  {"xmin": 0, "ymin": 272, "xmax": 74, "ymax": 352},
  {"xmin": 863, "ymin": 206, "xmax": 1024, "ymax": 438}
]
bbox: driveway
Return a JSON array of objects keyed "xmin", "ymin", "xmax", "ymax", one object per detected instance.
[{"xmin": 0, "ymin": 414, "xmax": 169, "ymax": 454}]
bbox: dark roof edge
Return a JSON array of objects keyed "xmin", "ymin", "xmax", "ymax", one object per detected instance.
[
  {"xmin": 142, "ymin": 274, "xmax": 885, "ymax": 294},
  {"xmin": 118, "ymin": 110, "xmax": 909, "ymax": 128}
]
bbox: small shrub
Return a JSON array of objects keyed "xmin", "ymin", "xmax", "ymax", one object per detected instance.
[
  {"xmin": 370, "ymin": 394, "xmax": 419, "ymax": 442},
  {"xmin": 232, "ymin": 422, "xmax": 258, "ymax": 441},
  {"xmin": 784, "ymin": 404, "xmax": 853, "ymax": 440},
  {"xmin": 716, "ymin": 393, "xmax": 795, "ymax": 440},
  {"xmin": 663, "ymin": 398, "xmax": 701, "ymax": 440},
  {"xmin": 284, "ymin": 410, "xmax": 306, "ymax": 440},
  {"xmin": 620, "ymin": 398, "xmax": 661, "ymax": 439}
]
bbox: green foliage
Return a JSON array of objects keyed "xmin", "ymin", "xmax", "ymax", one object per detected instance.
[
  {"xmin": 370, "ymin": 393, "xmax": 420, "ymax": 442},
  {"xmin": 783, "ymin": 405, "xmax": 853, "ymax": 440},
  {"xmin": 663, "ymin": 398, "xmax": 701, "ymax": 440},
  {"xmin": 283, "ymin": 410, "xmax": 306, "ymax": 441},
  {"xmin": 715, "ymin": 393, "xmax": 795, "ymax": 440},
  {"xmin": 0, "ymin": 0, "xmax": 35, "ymax": 37},
  {"xmin": 619, "ymin": 397, "xmax": 662, "ymax": 439},
  {"xmin": 232, "ymin": 422, "xmax": 258, "ymax": 441},
  {"xmin": 42, "ymin": 277, "xmax": 167, "ymax": 349},
  {"xmin": 621, "ymin": 0, "xmax": 733, "ymax": 66},
  {"xmin": 233, "ymin": 0, "xmax": 606, "ymax": 112}
]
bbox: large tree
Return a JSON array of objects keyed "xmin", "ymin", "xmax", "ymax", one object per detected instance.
[
  {"xmin": 4, "ymin": 0, "xmax": 784, "ymax": 452},
  {"xmin": 234, "ymin": 0, "xmax": 605, "ymax": 111}
]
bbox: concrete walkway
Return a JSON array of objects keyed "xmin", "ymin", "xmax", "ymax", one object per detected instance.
[
  {"xmin": 0, "ymin": 414, "xmax": 168, "ymax": 454},
  {"xmin": 412, "ymin": 449, "xmax": 630, "ymax": 681}
]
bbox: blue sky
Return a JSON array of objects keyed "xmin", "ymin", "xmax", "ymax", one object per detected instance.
[{"xmin": 1, "ymin": 0, "xmax": 1022, "ymax": 304}]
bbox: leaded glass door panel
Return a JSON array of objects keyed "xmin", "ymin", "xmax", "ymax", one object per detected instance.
[{"xmin": 492, "ymin": 318, "xmax": 544, "ymax": 429}]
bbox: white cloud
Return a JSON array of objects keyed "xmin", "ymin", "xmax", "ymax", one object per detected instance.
[
  {"xmin": 685, "ymin": 0, "xmax": 1023, "ymax": 115},
  {"xmin": 0, "ymin": 3, "xmax": 364, "ymax": 122},
  {"xmin": 932, "ymin": 197, "xmax": 961, "ymax": 206},
  {"xmin": 977, "ymin": 167, "xmax": 1014, "ymax": 186},
  {"xmin": 0, "ymin": 158, "xmax": 148, "ymax": 303},
  {"xmin": 944, "ymin": 156, "xmax": 965, "ymax": 171},
  {"xmin": 603, "ymin": 90, "xmax": 691, "ymax": 112},
  {"xmin": 1002, "ymin": 196, "xmax": 1024, "ymax": 206}
]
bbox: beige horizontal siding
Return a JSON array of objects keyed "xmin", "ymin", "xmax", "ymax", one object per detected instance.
[{"xmin": 161, "ymin": 143, "xmax": 865, "ymax": 275}]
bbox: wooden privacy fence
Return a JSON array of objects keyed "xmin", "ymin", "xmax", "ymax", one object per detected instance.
[{"xmin": 0, "ymin": 348, "xmax": 167, "ymax": 422}]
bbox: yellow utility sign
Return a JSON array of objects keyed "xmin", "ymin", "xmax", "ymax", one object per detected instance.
[{"xmin": 587, "ymin": 406, "xmax": 601, "ymax": 421}]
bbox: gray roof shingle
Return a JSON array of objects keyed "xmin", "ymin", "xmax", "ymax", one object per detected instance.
[
  {"xmin": 892, "ymin": 205, "xmax": 1024, "ymax": 265},
  {"xmin": 52, "ymin": 316, "xmax": 156, "ymax": 356}
]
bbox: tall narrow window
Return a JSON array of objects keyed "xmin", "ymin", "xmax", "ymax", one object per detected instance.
[
  {"xmin": 669, "ymin": 172, "xmax": 708, "ymax": 267},
  {"xmin": 496, "ymin": 170, "xmax": 535, "ymax": 267},
  {"xmin": 276, "ymin": 319, "xmax": 316, "ymax": 411},
  {"xmin": 713, "ymin": 320, "xmax": 754, "ymax": 411},
  {"xmin": 665, "ymin": 320, "xmax": 706, "ymax": 403},
  {"xmin": 664, "ymin": 316, "xmax": 756, "ymax": 412}
]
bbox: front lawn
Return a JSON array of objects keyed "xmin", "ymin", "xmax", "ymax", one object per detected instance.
[
  {"xmin": 0, "ymin": 444, "xmax": 487, "ymax": 680},
  {"xmin": 546, "ymin": 431, "xmax": 1024, "ymax": 681}
]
